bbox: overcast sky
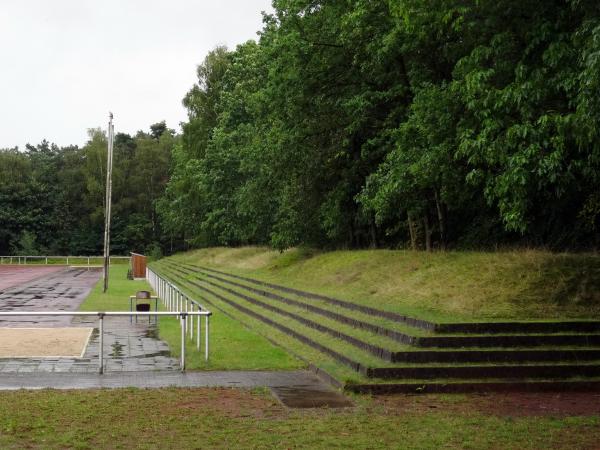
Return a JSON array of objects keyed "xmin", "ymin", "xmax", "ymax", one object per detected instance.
[{"xmin": 0, "ymin": 0, "xmax": 273, "ymax": 150}]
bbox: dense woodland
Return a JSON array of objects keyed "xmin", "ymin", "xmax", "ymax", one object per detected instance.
[{"xmin": 2, "ymin": 0, "xmax": 600, "ymax": 255}]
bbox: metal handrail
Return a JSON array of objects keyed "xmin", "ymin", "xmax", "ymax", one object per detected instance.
[
  {"xmin": 0, "ymin": 310, "xmax": 210, "ymax": 373},
  {"xmin": 146, "ymin": 267, "xmax": 210, "ymax": 348}
]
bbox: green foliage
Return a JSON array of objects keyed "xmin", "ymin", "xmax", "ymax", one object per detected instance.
[
  {"xmin": 0, "ymin": 123, "xmax": 175, "ymax": 256},
  {"xmin": 158, "ymin": 0, "xmax": 600, "ymax": 251}
]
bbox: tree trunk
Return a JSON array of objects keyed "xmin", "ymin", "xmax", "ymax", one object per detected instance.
[
  {"xmin": 434, "ymin": 189, "xmax": 446, "ymax": 250},
  {"xmin": 423, "ymin": 214, "xmax": 432, "ymax": 252},
  {"xmin": 407, "ymin": 212, "xmax": 417, "ymax": 250},
  {"xmin": 369, "ymin": 217, "xmax": 378, "ymax": 249}
]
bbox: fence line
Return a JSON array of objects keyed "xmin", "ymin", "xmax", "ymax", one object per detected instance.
[
  {"xmin": 0, "ymin": 255, "xmax": 131, "ymax": 266},
  {"xmin": 146, "ymin": 267, "xmax": 211, "ymax": 364}
]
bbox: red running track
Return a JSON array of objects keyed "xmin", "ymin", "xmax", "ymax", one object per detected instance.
[{"xmin": 0, "ymin": 265, "xmax": 66, "ymax": 291}]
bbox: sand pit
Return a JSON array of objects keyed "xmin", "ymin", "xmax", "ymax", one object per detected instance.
[{"xmin": 0, "ymin": 327, "xmax": 93, "ymax": 358}]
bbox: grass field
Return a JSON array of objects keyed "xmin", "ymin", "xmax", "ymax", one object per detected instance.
[
  {"xmin": 0, "ymin": 388, "xmax": 597, "ymax": 449},
  {"xmin": 165, "ymin": 247, "xmax": 600, "ymax": 321},
  {"xmin": 79, "ymin": 265, "xmax": 302, "ymax": 371}
]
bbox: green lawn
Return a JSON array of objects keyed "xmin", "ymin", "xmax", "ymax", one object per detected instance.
[
  {"xmin": 79, "ymin": 265, "xmax": 147, "ymax": 311},
  {"xmin": 78, "ymin": 264, "xmax": 302, "ymax": 371},
  {"xmin": 0, "ymin": 388, "xmax": 596, "ymax": 449},
  {"xmin": 165, "ymin": 247, "xmax": 600, "ymax": 322}
]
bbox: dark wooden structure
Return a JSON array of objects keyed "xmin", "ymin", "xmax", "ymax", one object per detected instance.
[{"xmin": 130, "ymin": 253, "xmax": 147, "ymax": 279}]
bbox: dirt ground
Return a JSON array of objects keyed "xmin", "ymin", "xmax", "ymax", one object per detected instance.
[
  {"xmin": 0, "ymin": 327, "xmax": 93, "ymax": 357},
  {"xmin": 372, "ymin": 391, "xmax": 600, "ymax": 417}
]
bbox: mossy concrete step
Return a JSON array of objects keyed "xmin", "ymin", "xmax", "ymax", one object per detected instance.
[
  {"xmin": 415, "ymin": 334, "xmax": 600, "ymax": 348},
  {"xmin": 157, "ymin": 267, "xmax": 600, "ymax": 392},
  {"xmin": 345, "ymin": 380, "xmax": 600, "ymax": 394},
  {"xmin": 182, "ymin": 264, "xmax": 436, "ymax": 330},
  {"xmin": 195, "ymin": 268, "xmax": 429, "ymax": 339},
  {"xmin": 166, "ymin": 263, "xmax": 600, "ymax": 350},
  {"xmin": 366, "ymin": 363, "xmax": 600, "ymax": 380},
  {"xmin": 392, "ymin": 348, "xmax": 600, "ymax": 363},
  {"xmin": 437, "ymin": 321, "xmax": 600, "ymax": 334},
  {"xmin": 180, "ymin": 263, "xmax": 600, "ymax": 335}
]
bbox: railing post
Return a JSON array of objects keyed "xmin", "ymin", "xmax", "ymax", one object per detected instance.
[
  {"xmin": 205, "ymin": 314, "xmax": 210, "ymax": 361},
  {"xmin": 187, "ymin": 299, "xmax": 192, "ymax": 338},
  {"xmin": 180, "ymin": 313, "xmax": 186, "ymax": 372},
  {"xmin": 196, "ymin": 305, "xmax": 201, "ymax": 350},
  {"xmin": 98, "ymin": 312, "xmax": 105, "ymax": 374}
]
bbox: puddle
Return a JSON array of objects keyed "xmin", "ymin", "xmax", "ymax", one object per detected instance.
[
  {"xmin": 145, "ymin": 328, "xmax": 159, "ymax": 339},
  {"xmin": 270, "ymin": 386, "xmax": 354, "ymax": 409},
  {"xmin": 110, "ymin": 341, "xmax": 125, "ymax": 357}
]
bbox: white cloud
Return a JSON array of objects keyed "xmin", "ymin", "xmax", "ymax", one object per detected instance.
[{"xmin": 0, "ymin": 0, "xmax": 272, "ymax": 149}]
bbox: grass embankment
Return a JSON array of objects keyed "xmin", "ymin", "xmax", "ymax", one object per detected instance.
[
  {"xmin": 79, "ymin": 265, "xmax": 302, "ymax": 371},
  {"xmin": 166, "ymin": 247, "xmax": 600, "ymax": 322},
  {"xmin": 0, "ymin": 389, "xmax": 597, "ymax": 449}
]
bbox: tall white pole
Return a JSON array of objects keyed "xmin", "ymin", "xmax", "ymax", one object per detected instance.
[{"xmin": 103, "ymin": 112, "xmax": 114, "ymax": 293}]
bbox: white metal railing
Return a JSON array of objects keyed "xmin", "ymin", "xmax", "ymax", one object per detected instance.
[
  {"xmin": 146, "ymin": 267, "xmax": 212, "ymax": 368},
  {"xmin": 0, "ymin": 310, "xmax": 210, "ymax": 373},
  {"xmin": 0, "ymin": 255, "xmax": 131, "ymax": 266}
]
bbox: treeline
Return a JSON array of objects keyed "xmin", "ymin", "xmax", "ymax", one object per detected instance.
[
  {"xmin": 0, "ymin": 123, "xmax": 174, "ymax": 256},
  {"xmin": 4, "ymin": 1, "xmax": 600, "ymax": 256},
  {"xmin": 159, "ymin": 0, "xmax": 600, "ymax": 251}
]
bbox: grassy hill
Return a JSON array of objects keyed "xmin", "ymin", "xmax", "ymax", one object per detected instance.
[{"xmin": 162, "ymin": 247, "xmax": 600, "ymax": 322}]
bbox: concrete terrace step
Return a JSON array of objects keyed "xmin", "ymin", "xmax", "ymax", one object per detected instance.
[
  {"xmin": 159, "ymin": 267, "xmax": 600, "ymax": 368},
  {"xmin": 179, "ymin": 263, "xmax": 600, "ymax": 335},
  {"xmin": 345, "ymin": 379, "xmax": 600, "ymax": 394},
  {"xmin": 365, "ymin": 362, "xmax": 600, "ymax": 380},
  {"xmin": 168, "ymin": 263, "xmax": 432, "ymax": 341},
  {"xmin": 391, "ymin": 348, "xmax": 600, "ymax": 363},
  {"xmin": 154, "ymin": 263, "xmax": 600, "ymax": 391},
  {"xmin": 164, "ymin": 263, "xmax": 600, "ymax": 350},
  {"xmin": 179, "ymin": 263, "xmax": 436, "ymax": 330}
]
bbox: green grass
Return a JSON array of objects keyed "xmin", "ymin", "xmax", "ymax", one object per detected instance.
[
  {"xmin": 79, "ymin": 265, "xmax": 147, "ymax": 311},
  {"xmin": 79, "ymin": 264, "xmax": 302, "ymax": 371},
  {"xmin": 0, "ymin": 388, "xmax": 596, "ymax": 449},
  {"xmin": 165, "ymin": 247, "xmax": 600, "ymax": 322},
  {"xmin": 157, "ymin": 309, "xmax": 304, "ymax": 371},
  {"xmin": 153, "ymin": 261, "xmax": 600, "ymax": 383}
]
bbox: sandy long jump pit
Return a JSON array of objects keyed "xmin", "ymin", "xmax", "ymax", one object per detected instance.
[{"xmin": 0, "ymin": 327, "xmax": 93, "ymax": 357}]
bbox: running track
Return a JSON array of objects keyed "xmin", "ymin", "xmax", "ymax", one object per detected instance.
[{"xmin": 0, "ymin": 265, "xmax": 66, "ymax": 291}]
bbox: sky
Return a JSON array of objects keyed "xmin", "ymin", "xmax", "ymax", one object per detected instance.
[{"xmin": 0, "ymin": 0, "xmax": 273, "ymax": 150}]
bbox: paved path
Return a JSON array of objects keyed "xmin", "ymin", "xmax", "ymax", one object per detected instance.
[
  {"xmin": 0, "ymin": 265, "xmax": 66, "ymax": 292},
  {"xmin": 0, "ymin": 267, "xmax": 180, "ymax": 372},
  {"xmin": 0, "ymin": 266, "xmax": 353, "ymax": 408},
  {"xmin": 0, "ymin": 370, "xmax": 354, "ymax": 408}
]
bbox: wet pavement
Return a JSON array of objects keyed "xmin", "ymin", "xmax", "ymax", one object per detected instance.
[
  {"xmin": 0, "ymin": 266, "xmax": 353, "ymax": 408},
  {"xmin": 0, "ymin": 265, "xmax": 66, "ymax": 292},
  {"xmin": 0, "ymin": 370, "xmax": 354, "ymax": 408},
  {"xmin": 0, "ymin": 267, "xmax": 179, "ymax": 373},
  {"xmin": 0, "ymin": 267, "xmax": 101, "ymax": 326}
]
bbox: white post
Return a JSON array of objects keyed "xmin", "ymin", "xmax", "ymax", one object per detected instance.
[
  {"xmin": 205, "ymin": 315, "xmax": 209, "ymax": 361},
  {"xmin": 180, "ymin": 314, "xmax": 186, "ymax": 372},
  {"xmin": 196, "ymin": 305, "xmax": 201, "ymax": 350},
  {"xmin": 99, "ymin": 313, "xmax": 104, "ymax": 374}
]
